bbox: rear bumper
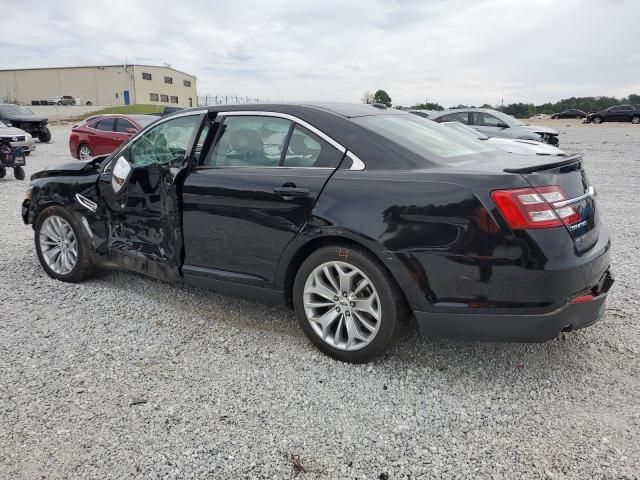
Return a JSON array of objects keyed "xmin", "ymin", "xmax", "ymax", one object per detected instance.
[{"xmin": 415, "ymin": 270, "xmax": 614, "ymax": 342}]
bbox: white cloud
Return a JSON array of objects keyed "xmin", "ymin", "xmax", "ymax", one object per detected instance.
[{"xmin": 1, "ymin": 0, "xmax": 638, "ymax": 106}]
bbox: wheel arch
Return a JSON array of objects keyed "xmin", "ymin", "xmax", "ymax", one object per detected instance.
[{"xmin": 277, "ymin": 232, "xmax": 417, "ymax": 313}]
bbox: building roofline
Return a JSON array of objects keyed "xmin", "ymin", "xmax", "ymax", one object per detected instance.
[{"xmin": 0, "ymin": 64, "xmax": 196, "ymax": 78}]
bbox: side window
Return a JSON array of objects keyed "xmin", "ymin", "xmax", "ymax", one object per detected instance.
[
  {"xmin": 130, "ymin": 115, "xmax": 201, "ymax": 168},
  {"xmin": 115, "ymin": 119, "xmax": 135, "ymax": 132},
  {"xmin": 474, "ymin": 112, "xmax": 502, "ymax": 127},
  {"xmin": 94, "ymin": 118, "xmax": 115, "ymax": 131},
  {"xmin": 283, "ymin": 125, "xmax": 343, "ymax": 168},
  {"xmin": 208, "ymin": 116, "xmax": 291, "ymax": 167},
  {"xmin": 441, "ymin": 112, "xmax": 469, "ymax": 124}
]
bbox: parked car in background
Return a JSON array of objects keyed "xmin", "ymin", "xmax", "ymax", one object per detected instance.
[
  {"xmin": 23, "ymin": 103, "xmax": 612, "ymax": 363},
  {"xmin": 429, "ymin": 108, "xmax": 560, "ymax": 145},
  {"xmin": 442, "ymin": 121, "xmax": 565, "ymax": 156},
  {"xmin": 69, "ymin": 114, "xmax": 159, "ymax": 160},
  {"xmin": 551, "ymin": 109, "xmax": 586, "ymax": 119},
  {"xmin": 0, "ymin": 120, "xmax": 36, "ymax": 155},
  {"xmin": 161, "ymin": 106, "xmax": 184, "ymax": 116},
  {"xmin": 48, "ymin": 96, "xmax": 76, "ymax": 106},
  {"xmin": 0, "ymin": 104, "xmax": 51, "ymax": 142},
  {"xmin": 585, "ymin": 105, "xmax": 640, "ymax": 124}
]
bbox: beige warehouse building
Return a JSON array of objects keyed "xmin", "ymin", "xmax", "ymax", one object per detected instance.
[{"xmin": 0, "ymin": 64, "xmax": 198, "ymax": 107}]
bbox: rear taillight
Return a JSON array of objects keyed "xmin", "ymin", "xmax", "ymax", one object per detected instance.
[{"xmin": 491, "ymin": 185, "xmax": 581, "ymax": 229}]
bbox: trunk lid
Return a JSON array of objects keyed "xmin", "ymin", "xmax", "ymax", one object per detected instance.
[{"xmin": 507, "ymin": 154, "xmax": 599, "ymax": 252}]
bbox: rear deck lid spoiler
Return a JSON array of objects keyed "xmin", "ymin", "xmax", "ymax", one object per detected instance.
[{"xmin": 503, "ymin": 153, "xmax": 583, "ymax": 174}]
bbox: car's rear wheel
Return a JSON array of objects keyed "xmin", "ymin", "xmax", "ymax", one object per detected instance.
[
  {"xmin": 293, "ymin": 245, "xmax": 406, "ymax": 363},
  {"xmin": 78, "ymin": 144, "xmax": 93, "ymax": 160},
  {"xmin": 34, "ymin": 206, "xmax": 95, "ymax": 282},
  {"xmin": 13, "ymin": 166, "xmax": 25, "ymax": 180},
  {"xmin": 631, "ymin": 115, "xmax": 640, "ymax": 125},
  {"xmin": 38, "ymin": 127, "xmax": 52, "ymax": 143},
  {"xmin": 592, "ymin": 116, "xmax": 603, "ymax": 124}
]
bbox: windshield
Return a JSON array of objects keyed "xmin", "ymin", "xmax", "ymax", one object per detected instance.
[
  {"xmin": 0, "ymin": 105, "xmax": 34, "ymax": 116},
  {"xmin": 442, "ymin": 121, "xmax": 489, "ymax": 140},
  {"xmin": 353, "ymin": 114, "xmax": 498, "ymax": 160}
]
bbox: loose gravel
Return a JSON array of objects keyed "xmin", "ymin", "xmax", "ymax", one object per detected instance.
[{"xmin": 1, "ymin": 124, "xmax": 639, "ymax": 479}]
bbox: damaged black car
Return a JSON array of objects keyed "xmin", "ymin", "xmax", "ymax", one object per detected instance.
[
  {"xmin": 0, "ymin": 104, "xmax": 51, "ymax": 142},
  {"xmin": 22, "ymin": 103, "xmax": 613, "ymax": 362}
]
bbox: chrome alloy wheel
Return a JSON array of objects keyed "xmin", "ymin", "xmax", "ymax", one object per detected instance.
[
  {"xmin": 39, "ymin": 215, "xmax": 78, "ymax": 275},
  {"xmin": 79, "ymin": 145, "xmax": 92, "ymax": 160},
  {"xmin": 303, "ymin": 261, "xmax": 381, "ymax": 351}
]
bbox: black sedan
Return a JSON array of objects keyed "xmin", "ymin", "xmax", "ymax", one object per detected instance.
[
  {"xmin": 0, "ymin": 104, "xmax": 51, "ymax": 142},
  {"xmin": 551, "ymin": 109, "xmax": 587, "ymax": 119},
  {"xmin": 22, "ymin": 103, "xmax": 613, "ymax": 362}
]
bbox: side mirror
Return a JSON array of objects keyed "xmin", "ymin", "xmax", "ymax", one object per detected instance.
[
  {"xmin": 497, "ymin": 122, "xmax": 509, "ymax": 129},
  {"xmin": 125, "ymin": 127, "xmax": 138, "ymax": 135},
  {"xmin": 111, "ymin": 156, "xmax": 132, "ymax": 194}
]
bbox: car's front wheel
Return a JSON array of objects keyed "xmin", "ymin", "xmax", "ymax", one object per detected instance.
[
  {"xmin": 293, "ymin": 245, "xmax": 406, "ymax": 363},
  {"xmin": 34, "ymin": 206, "xmax": 95, "ymax": 282},
  {"xmin": 631, "ymin": 115, "xmax": 640, "ymax": 125},
  {"xmin": 38, "ymin": 127, "xmax": 52, "ymax": 143},
  {"xmin": 78, "ymin": 144, "xmax": 93, "ymax": 160},
  {"xmin": 592, "ymin": 116, "xmax": 603, "ymax": 124}
]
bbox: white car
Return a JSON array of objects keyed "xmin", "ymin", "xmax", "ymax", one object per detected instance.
[
  {"xmin": 0, "ymin": 120, "xmax": 36, "ymax": 155},
  {"xmin": 442, "ymin": 121, "xmax": 565, "ymax": 156}
]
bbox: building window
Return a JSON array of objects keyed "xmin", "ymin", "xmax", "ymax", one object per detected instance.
[
  {"xmin": 142, "ymin": 72, "xmax": 152, "ymax": 80},
  {"xmin": 160, "ymin": 94, "xmax": 169, "ymax": 102},
  {"xmin": 164, "ymin": 76, "xmax": 173, "ymax": 84},
  {"xmin": 170, "ymin": 96, "xmax": 179, "ymax": 104},
  {"xmin": 150, "ymin": 93, "xmax": 159, "ymax": 101},
  {"xmin": 183, "ymin": 79, "xmax": 191, "ymax": 87}
]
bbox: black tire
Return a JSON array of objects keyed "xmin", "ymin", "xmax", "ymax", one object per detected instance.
[
  {"xmin": 551, "ymin": 115, "xmax": 558, "ymax": 119},
  {"xmin": 631, "ymin": 115, "xmax": 640, "ymax": 125},
  {"xmin": 13, "ymin": 166, "xmax": 25, "ymax": 180},
  {"xmin": 24, "ymin": 151, "xmax": 31, "ymax": 156},
  {"xmin": 38, "ymin": 127, "xmax": 52, "ymax": 143},
  {"xmin": 34, "ymin": 206, "xmax": 96, "ymax": 283},
  {"xmin": 57, "ymin": 101, "xmax": 63, "ymax": 105},
  {"xmin": 293, "ymin": 245, "xmax": 407, "ymax": 363},
  {"xmin": 592, "ymin": 116, "xmax": 603, "ymax": 124},
  {"xmin": 78, "ymin": 143, "xmax": 94, "ymax": 160},
  {"xmin": 86, "ymin": 101, "xmax": 92, "ymax": 106},
  {"xmin": 0, "ymin": 166, "xmax": 6, "ymax": 178}
]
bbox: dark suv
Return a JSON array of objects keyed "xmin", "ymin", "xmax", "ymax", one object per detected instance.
[
  {"xmin": 0, "ymin": 104, "xmax": 51, "ymax": 142},
  {"xmin": 586, "ymin": 105, "xmax": 640, "ymax": 124}
]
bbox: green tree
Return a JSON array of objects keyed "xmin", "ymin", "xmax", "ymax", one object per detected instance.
[{"xmin": 373, "ymin": 89, "xmax": 392, "ymax": 107}]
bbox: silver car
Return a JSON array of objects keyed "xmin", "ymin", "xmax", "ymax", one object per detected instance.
[
  {"xmin": 441, "ymin": 121, "xmax": 565, "ymax": 156},
  {"xmin": 0, "ymin": 120, "xmax": 36, "ymax": 155},
  {"xmin": 430, "ymin": 108, "xmax": 559, "ymax": 146}
]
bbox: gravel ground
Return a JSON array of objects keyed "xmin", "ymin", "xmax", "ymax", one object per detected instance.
[{"xmin": 1, "ymin": 124, "xmax": 639, "ymax": 479}]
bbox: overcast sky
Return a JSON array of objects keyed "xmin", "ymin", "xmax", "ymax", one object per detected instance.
[{"xmin": 2, "ymin": 0, "xmax": 639, "ymax": 106}]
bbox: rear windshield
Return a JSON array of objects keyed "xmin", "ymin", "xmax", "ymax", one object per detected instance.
[{"xmin": 353, "ymin": 114, "xmax": 497, "ymax": 160}]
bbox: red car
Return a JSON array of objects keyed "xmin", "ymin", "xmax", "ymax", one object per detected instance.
[{"xmin": 69, "ymin": 114, "xmax": 158, "ymax": 160}]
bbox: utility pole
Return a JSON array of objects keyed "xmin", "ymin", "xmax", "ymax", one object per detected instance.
[{"xmin": 501, "ymin": 86, "xmax": 504, "ymax": 108}]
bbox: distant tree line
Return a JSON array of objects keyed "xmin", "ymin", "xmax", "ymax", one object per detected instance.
[
  {"xmin": 364, "ymin": 90, "xmax": 640, "ymax": 118},
  {"xmin": 494, "ymin": 94, "xmax": 640, "ymax": 117}
]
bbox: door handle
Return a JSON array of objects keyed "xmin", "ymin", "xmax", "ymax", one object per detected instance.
[{"xmin": 273, "ymin": 186, "xmax": 309, "ymax": 197}]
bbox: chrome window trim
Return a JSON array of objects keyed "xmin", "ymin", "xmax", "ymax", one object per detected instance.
[
  {"xmin": 216, "ymin": 110, "xmax": 366, "ymax": 170},
  {"xmin": 552, "ymin": 186, "xmax": 595, "ymax": 208}
]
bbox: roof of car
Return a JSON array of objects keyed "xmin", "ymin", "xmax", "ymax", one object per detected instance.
[{"xmin": 197, "ymin": 102, "xmax": 407, "ymax": 119}]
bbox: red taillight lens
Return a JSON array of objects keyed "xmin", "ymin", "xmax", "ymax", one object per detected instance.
[{"xmin": 491, "ymin": 185, "xmax": 581, "ymax": 229}]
